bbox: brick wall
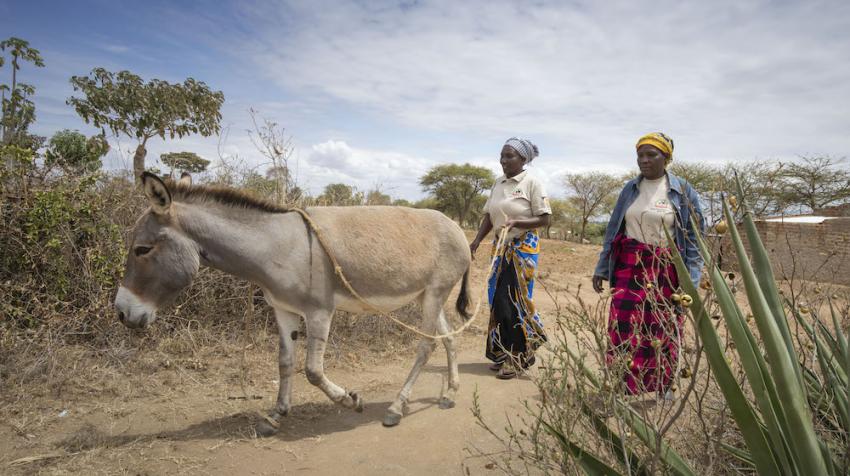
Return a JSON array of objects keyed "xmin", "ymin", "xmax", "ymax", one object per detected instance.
[
  {"xmin": 723, "ymin": 218, "xmax": 850, "ymax": 285},
  {"xmin": 814, "ymin": 203, "xmax": 850, "ymax": 217}
]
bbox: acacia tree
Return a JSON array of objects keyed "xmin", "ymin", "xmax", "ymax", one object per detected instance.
[
  {"xmin": 366, "ymin": 188, "xmax": 392, "ymax": 205},
  {"xmin": 0, "ymin": 37, "xmax": 45, "ymax": 147},
  {"xmin": 67, "ymin": 68, "xmax": 224, "ymax": 184},
  {"xmin": 563, "ymin": 171, "xmax": 622, "ymax": 243},
  {"xmin": 319, "ymin": 183, "xmax": 363, "ymax": 206},
  {"xmin": 671, "ymin": 160, "xmax": 788, "ymax": 219},
  {"xmin": 160, "ymin": 151, "xmax": 210, "ymax": 177},
  {"xmin": 779, "ymin": 156, "xmax": 850, "ymax": 212},
  {"xmin": 419, "ymin": 163, "xmax": 494, "ymax": 226},
  {"xmin": 721, "ymin": 160, "xmax": 786, "ymax": 218}
]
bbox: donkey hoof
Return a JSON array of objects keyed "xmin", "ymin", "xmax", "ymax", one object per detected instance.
[
  {"xmin": 382, "ymin": 411, "xmax": 402, "ymax": 427},
  {"xmin": 349, "ymin": 391, "xmax": 364, "ymax": 413},
  {"xmin": 255, "ymin": 420, "xmax": 280, "ymax": 437},
  {"xmin": 438, "ymin": 396, "xmax": 456, "ymax": 409}
]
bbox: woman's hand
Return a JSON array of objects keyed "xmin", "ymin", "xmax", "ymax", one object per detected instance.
[
  {"xmin": 469, "ymin": 240, "xmax": 481, "ymax": 259},
  {"xmin": 592, "ymin": 275, "xmax": 605, "ymax": 293},
  {"xmin": 470, "ymin": 214, "xmax": 493, "ymax": 261}
]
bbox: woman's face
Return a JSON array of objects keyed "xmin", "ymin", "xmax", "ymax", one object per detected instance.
[
  {"xmin": 636, "ymin": 144, "xmax": 667, "ymax": 180},
  {"xmin": 500, "ymin": 145, "xmax": 526, "ymax": 177}
]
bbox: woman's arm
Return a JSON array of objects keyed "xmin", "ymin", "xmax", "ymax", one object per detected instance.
[
  {"xmin": 683, "ymin": 184, "xmax": 706, "ymax": 286},
  {"xmin": 504, "ymin": 214, "xmax": 550, "ymax": 231},
  {"xmin": 593, "ymin": 185, "xmax": 629, "ymax": 292},
  {"xmin": 469, "ymin": 213, "xmax": 493, "ymax": 257}
]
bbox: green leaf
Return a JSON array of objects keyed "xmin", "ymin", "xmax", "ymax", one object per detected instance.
[
  {"xmin": 722, "ymin": 196, "xmax": 828, "ymax": 474},
  {"xmin": 565, "ymin": 346, "xmax": 694, "ymax": 475},
  {"xmin": 541, "ymin": 421, "xmax": 623, "ymax": 476},
  {"xmin": 691, "ymin": 222, "xmax": 796, "ymax": 473},
  {"xmin": 580, "ymin": 402, "xmax": 648, "ymax": 475},
  {"xmin": 665, "ymin": 227, "xmax": 783, "ymax": 475}
]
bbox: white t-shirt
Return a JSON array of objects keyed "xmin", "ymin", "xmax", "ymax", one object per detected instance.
[
  {"xmin": 625, "ymin": 176, "xmax": 676, "ymax": 247},
  {"xmin": 483, "ymin": 170, "xmax": 552, "ymax": 241}
]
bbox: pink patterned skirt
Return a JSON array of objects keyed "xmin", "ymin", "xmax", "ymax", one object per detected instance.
[{"xmin": 607, "ymin": 234, "xmax": 683, "ymax": 395}]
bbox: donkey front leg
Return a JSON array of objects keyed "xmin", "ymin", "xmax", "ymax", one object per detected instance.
[
  {"xmin": 271, "ymin": 308, "xmax": 301, "ymax": 419},
  {"xmin": 304, "ymin": 309, "xmax": 364, "ymax": 412},
  {"xmin": 257, "ymin": 308, "xmax": 301, "ymax": 437}
]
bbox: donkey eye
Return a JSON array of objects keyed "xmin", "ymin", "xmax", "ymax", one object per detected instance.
[{"xmin": 134, "ymin": 246, "xmax": 153, "ymax": 257}]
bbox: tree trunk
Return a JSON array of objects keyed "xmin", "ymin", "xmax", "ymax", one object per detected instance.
[
  {"xmin": 579, "ymin": 219, "xmax": 587, "ymax": 243},
  {"xmin": 133, "ymin": 142, "xmax": 148, "ymax": 185}
]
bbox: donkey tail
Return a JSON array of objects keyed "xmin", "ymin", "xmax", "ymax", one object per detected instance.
[{"xmin": 455, "ymin": 269, "xmax": 472, "ymax": 321}]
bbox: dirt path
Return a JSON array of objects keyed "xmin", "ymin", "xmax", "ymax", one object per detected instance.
[
  {"xmin": 2, "ymin": 335, "xmax": 545, "ymax": 475},
  {"xmin": 1, "ymin": 240, "xmax": 603, "ymax": 475}
]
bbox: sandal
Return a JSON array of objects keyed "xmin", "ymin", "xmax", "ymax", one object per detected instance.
[
  {"xmin": 488, "ymin": 362, "xmax": 504, "ymax": 371},
  {"xmin": 495, "ymin": 365, "xmax": 517, "ymax": 380}
]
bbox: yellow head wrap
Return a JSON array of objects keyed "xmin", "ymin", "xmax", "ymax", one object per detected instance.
[{"xmin": 636, "ymin": 132, "xmax": 674, "ymax": 164}]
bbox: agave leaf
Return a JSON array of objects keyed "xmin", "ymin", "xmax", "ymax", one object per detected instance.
[
  {"xmin": 835, "ymin": 299, "xmax": 850, "ymax": 438},
  {"xmin": 718, "ymin": 441, "xmax": 755, "ymax": 467},
  {"xmin": 794, "ymin": 309, "xmax": 848, "ymax": 387},
  {"xmin": 665, "ymin": 228, "xmax": 782, "ymax": 475},
  {"xmin": 815, "ymin": 316, "xmax": 845, "ymax": 371},
  {"xmin": 828, "ymin": 298, "xmax": 849, "ymax": 380},
  {"xmin": 580, "ymin": 402, "xmax": 649, "ymax": 475},
  {"xmin": 722, "ymin": 198, "xmax": 828, "ymax": 474},
  {"xmin": 541, "ymin": 420, "xmax": 624, "ymax": 476},
  {"xmin": 613, "ymin": 406, "xmax": 696, "ymax": 476},
  {"xmin": 734, "ymin": 178, "xmax": 802, "ymax": 388},
  {"xmin": 811, "ymin": 321, "xmax": 850, "ymax": 433},
  {"xmin": 819, "ymin": 439, "xmax": 838, "ymax": 476},
  {"xmin": 691, "ymin": 220, "xmax": 795, "ymax": 473},
  {"xmin": 565, "ymin": 347, "xmax": 695, "ymax": 475}
]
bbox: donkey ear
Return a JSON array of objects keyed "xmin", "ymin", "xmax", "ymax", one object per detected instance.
[
  {"xmin": 141, "ymin": 172, "xmax": 172, "ymax": 215},
  {"xmin": 178, "ymin": 172, "xmax": 192, "ymax": 187}
]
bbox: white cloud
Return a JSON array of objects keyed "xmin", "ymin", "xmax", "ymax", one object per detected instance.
[
  {"xmin": 23, "ymin": 0, "xmax": 850, "ymax": 202},
  {"xmin": 232, "ymin": 0, "xmax": 850, "ymax": 166},
  {"xmin": 300, "ymin": 139, "xmax": 435, "ymax": 200}
]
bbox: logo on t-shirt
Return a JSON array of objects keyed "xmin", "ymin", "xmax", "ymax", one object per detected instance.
[
  {"xmin": 511, "ymin": 188, "xmax": 523, "ymax": 198},
  {"xmin": 654, "ymin": 199, "xmax": 670, "ymax": 209}
]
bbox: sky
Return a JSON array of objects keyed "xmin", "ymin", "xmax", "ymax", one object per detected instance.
[{"xmin": 2, "ymin": 0, "xmax": 849, "ymax": 201}]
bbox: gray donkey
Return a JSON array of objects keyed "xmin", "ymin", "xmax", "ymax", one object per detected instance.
[{"xmin": 114, "ymin": 173, "xmax": 472, "ymax": 434}]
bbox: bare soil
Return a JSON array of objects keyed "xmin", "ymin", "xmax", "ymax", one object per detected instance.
[{"xmin": 0, "ymin": 239, "xmax": 603, "ymax": 475}]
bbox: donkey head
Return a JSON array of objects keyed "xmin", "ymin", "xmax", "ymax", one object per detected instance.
[{"xmin": 115, "ymin": 172, "xmax": 199, "ymax": 329}]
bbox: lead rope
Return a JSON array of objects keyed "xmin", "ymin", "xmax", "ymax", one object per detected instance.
[{"xmin": 291, "ymin": 208, "xmax": 509, "ymax": 340}]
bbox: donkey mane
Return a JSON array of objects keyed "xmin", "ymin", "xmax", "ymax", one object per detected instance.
[{"xmin": 166, "ymin": 180, "xmax": 292, "ymax": 214}]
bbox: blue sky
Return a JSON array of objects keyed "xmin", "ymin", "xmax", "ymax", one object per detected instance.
[{"xmin": 2, "ymin": 0, "xmax": 849, "ymax": 200}]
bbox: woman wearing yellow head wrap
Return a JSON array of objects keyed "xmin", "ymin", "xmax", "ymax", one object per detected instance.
[
  {"xmin": 636, "ymin": 132, "xmax": 675, "ymax": 165},
  {"xmin": 592, "ymin": 132, "xmax": 704, "ymax": 399}
]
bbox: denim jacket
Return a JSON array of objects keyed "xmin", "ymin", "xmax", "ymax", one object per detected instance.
[{"xmin": 593, "ymin": 172, "xmax": 705, "ymax": 287}]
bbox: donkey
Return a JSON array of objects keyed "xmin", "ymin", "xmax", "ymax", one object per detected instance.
[{"xmin": 114, "ymin": 173, "xmax": 472, "ymax": 433}]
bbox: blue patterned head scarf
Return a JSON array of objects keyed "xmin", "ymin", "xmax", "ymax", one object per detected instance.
[{"xmin": 504, "ymin": 137, "xmax": 539, "ymax": 164}]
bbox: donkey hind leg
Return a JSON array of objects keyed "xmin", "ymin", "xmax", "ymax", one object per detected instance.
[
  {"xmin": 382, "ymin": 291, "xmax": 444, "ymax": 427},
  {"xmin": 304, "ymin": 309, "xmax": 364, "ymax": 412},
  {"xmin": 257, "ymin": 308, "xmax": 301, "ymax": 437},
  {"xmin": 437, "ymin": 309, "xmax": 459, "ymax": 410}
]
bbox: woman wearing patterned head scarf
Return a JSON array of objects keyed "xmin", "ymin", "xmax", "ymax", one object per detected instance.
[
  {"xmin": 470, "ymin": 138, "xmax": 551, "ymax": 380},
  {"xmin": 592, "ymin": 132, "xmax": 705, "ymax": 398}
]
